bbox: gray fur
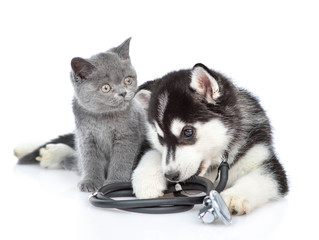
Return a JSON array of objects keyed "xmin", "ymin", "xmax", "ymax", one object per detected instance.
[{"xmin": 70, "ymin": 38, "xmax": 146, "ymax": 192}]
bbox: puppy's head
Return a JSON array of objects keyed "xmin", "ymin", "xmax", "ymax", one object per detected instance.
[{"xmin": 142, "ymin": 64, "xmax": 236, "ymax": 182}]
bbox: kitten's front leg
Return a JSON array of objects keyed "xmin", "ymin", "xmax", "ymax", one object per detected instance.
[
  {"xmin": 77, "ymin": 137, "xmax": 105, "ymax": 192},
  {"xmin": 105, "ymin": 138, "xmax": 140, "ymax": 185}
]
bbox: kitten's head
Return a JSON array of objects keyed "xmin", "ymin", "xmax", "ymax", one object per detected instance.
[{"xmin": 70, "ymin": 38, "xmax": 137, "ymax": 114}]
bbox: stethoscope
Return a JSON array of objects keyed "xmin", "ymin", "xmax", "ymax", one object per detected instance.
[{"xmin": 89, "ymin": 161, "xmax": 232, "ymax": 225}]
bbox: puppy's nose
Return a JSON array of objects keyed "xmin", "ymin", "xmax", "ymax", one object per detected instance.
[{"xmin": 165, "ymin": 171, "xmax": 180, "ymax": 182}]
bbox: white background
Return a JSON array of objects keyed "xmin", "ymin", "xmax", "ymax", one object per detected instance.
[{"xmin": 1, "ymin": 0, "xmax": 318, "ymax": 239}]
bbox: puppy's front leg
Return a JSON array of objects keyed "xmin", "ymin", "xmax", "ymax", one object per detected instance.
[{"xmin": 132, "ymin": 149, "xmax": 167, "ymax": 199}]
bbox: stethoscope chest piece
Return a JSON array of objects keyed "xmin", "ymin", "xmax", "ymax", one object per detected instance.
[{"xmin": 198, "ymin": 190, "xmax": 232, "ymax": 225}]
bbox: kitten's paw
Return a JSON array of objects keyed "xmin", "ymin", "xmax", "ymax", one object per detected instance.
[
  {"xmin": 36, "ymin": 143, "xmax": 74, "ymax": 169},
  {"xmin": 132, "ymin": 172, "xmax": 167, "ymax": 199},
  {"xmin": 221, "ymin": 188, "xmax": 250, "ymax": 215},
  {"xmin": 103, "ymin": 179, "xmax": 118, "ymax": 186},
  {"xmin": 78, "ymin": 179, "xmax": 103, "ymax": 192}
]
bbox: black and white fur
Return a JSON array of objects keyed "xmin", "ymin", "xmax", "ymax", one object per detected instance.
[{"xmin": 132, "ymin": 63, "xmax": 288, "ymax": 215}]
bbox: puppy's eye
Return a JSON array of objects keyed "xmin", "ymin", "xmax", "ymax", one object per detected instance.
[
  {"xmin": 101, "ymin": 84, "xmax": 111, "ymax": 93},
  {"xmin": 124, "ymin": 77, "xmax": 134, "ymax": 85},
  {"xmin": 157, "ymin": 134, "xmax": 164, "ymax": 143},
  {"xmin": 183, "ymin": 127, "xmax": 195, "ymax": 138},
  {"xmin": 157, "ymin": 134, "xmax": 164, "ymax": 145},
  {"xmin": 180, "ymin": 126, "xmax": 196, "ymax": 145}
]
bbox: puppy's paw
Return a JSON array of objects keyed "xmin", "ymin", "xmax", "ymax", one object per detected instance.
[
  {"xmin": 36, "ymin": 143, "xmax": 74, "ymax": 169},
  {"xmin": 221, "ymin": 188, "xmax": 250, "ymax": 215},
  {"xmin": 132, "ymin": 172, "xmax": 167, "ymax": 199},
  {"xmin": 132, "ymin": 149, "xmax": 166, "ymax": 199},
  {"xmin": 14, "ymin": 141, "xmax": 45, "ymax": 158},
  {"xmin": 78, "ymin": 179, "xmax": 103, "ymax": 192}
]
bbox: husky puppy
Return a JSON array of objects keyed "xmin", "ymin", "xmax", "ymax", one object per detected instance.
[{"xmin": 132, "ymin": 63, "xmax": 288, "ymax": 215}]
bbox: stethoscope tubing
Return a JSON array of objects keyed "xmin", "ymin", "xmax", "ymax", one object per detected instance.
[{"xmin": 89, "ymin": 162, "xmax": 229, "ymax": 214}]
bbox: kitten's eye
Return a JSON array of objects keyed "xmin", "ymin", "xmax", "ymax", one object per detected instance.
[
  {"xmin": 124, "ymin": 77, "xmax": 134, "ymax": 85},
  {"xmin": 101, "ymin": 84, "xmax": 111, "ymax": 93},
  {"xmin": 182, "ymin": 127, "xmax": 195, "ymax": 138}
]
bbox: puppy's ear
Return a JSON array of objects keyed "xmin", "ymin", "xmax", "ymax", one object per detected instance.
[
  {"xmin": 190, "ymin": 63, "xmax": 220, "ymax": 104},
  {"xmin": 135, "ymin": 89, "xmax": 151, "ymax": 110},
  {"xmin": 71, "ymin": 57, "xmax": 96, "ymax": 79}
]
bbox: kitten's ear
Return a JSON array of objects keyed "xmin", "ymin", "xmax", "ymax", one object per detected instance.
[
  {"xmin": 71, "ymin": 57, "xmax": 96, "ymax": 79},
  {"xmin": 114, "ymin": 37, "xmax": 131, "ymax": 60},
  {"xmin": 135, "ymin": 89, "xmax": 151, "ymax": 110},
  {"xmin": 190, "ymin": 63, "xmax": 220, "ymax": 104}
]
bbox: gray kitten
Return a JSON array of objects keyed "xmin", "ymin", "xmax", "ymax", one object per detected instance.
[
  {"xmin": 70, "ymin": 38, "xmax": 146, "ymax": 192},
  {"xmin": 14, "ymin": 39, "xmax": 147, "ymax": 192}
]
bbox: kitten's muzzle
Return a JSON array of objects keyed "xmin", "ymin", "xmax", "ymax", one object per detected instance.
[{"xmin": 119, "ymin": 92, "xmax": 127, "ymax": 98}]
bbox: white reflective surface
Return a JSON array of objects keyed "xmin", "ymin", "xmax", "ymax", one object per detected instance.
[{"xmin": 1, "ymin": 1, "xmax": 318, "ymax": 239}]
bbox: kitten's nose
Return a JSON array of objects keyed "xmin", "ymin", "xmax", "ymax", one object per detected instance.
[
  {"xmin": 119, "ymin": 91, "xmax": 127, "ymax": 98},
  {"xmin": 165, "ymin": 171, "xmax": 180, "ymax": 182}
]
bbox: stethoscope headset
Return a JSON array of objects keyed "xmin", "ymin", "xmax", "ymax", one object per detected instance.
[{"xmin": 89, "ymin": 158, "xmax": 232, "ymax": 225}]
